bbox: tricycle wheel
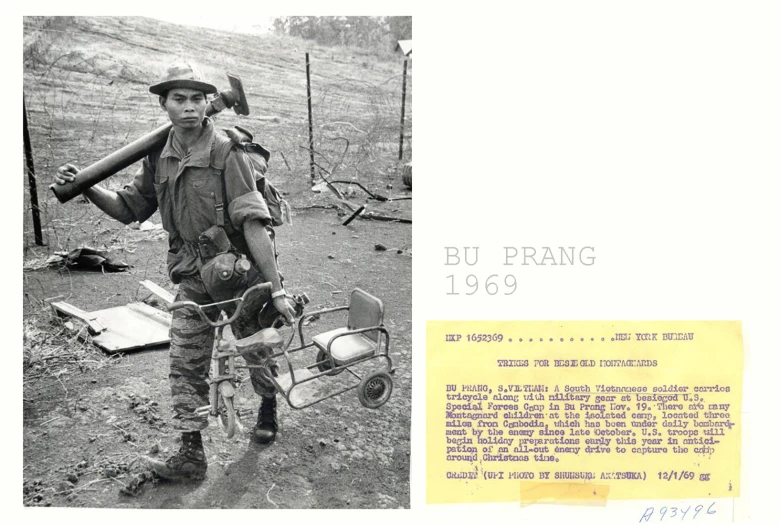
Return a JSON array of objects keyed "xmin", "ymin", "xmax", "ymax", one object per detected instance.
[
  {"xmin": 316, "ymin": 349, "xmax": 343, "ymax": 376},
  {"xmin": 357, "ymin": 370, "xmax": 393, "ymax": 409},
  {"xmin": 217, "ymin": 394, "xmax": 237, "ymax": 439}
]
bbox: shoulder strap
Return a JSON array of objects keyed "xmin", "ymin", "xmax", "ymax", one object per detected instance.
[{"xmin": 209, "ymin": 133, "xmax": 235, "ymax": 228}]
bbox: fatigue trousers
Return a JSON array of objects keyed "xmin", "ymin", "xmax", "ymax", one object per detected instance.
[{"xmin": 168, "ymin": 275, "xmax": 279, "ymax": 432}]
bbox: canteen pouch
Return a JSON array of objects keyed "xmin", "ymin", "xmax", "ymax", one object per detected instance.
[{"xmin": 200, "ymin": 252, "xmax": 249, "ymax": 302}]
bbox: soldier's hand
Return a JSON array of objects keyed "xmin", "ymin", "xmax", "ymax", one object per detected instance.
[
  {"xmin": 55, "ymin": 164, "xmax": 80, "ymax": 185},
  {"xmin": 272, "ymin": 295, "xmax": 296, "ymax": 326}
]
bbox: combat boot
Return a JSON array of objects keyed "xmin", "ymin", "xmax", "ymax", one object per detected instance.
[
  {"xmin": 146, "ymin": 431, "xmax": 207, "ymax": 481},
  {"xmin": 253, "ymin": 395, "xmax": 278, "ymax": 444}
]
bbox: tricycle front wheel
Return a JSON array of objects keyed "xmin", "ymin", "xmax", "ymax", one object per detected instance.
[
  {"xmin": 217, "ymin": 394, "xmax": 237, "ymax": 439},
  {"xmin": 357, "ymin": 370, "xmax": 393, "ymax": 409}
]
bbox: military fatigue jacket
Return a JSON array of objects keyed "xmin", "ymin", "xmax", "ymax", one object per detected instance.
[{"xmin": 116, "ymin": 118, "xmax": 271, "ymax": 283}]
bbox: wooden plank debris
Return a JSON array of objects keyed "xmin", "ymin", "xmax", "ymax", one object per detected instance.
[
  {"xmin": 51, "ymin": 301, "xmax": 172, "ymax": 354},
  {"xmin": 139, "ymin": 280, "xmax": 175, "ymax": 305}
]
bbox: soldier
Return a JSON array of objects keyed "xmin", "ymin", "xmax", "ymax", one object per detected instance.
[{"xmin": 54, "ymin": 62, "xmax": 296, "ymax": 481}]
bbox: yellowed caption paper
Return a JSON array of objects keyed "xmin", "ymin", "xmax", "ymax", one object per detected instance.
[{"xmin": 427, "ymin": 321, "xmax": 742, "ymax": 506}]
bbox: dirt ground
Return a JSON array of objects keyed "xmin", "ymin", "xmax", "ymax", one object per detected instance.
[{"xmin": 22, "ymin": 203, "xmax": 412, "ymax": 509}]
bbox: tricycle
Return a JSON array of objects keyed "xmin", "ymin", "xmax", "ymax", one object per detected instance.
[{"xmin": 166, "ymin": 283, "xmax": 394, "ymax": 439}]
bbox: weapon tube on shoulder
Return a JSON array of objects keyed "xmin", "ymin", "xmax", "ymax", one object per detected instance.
[{"xmin": 50, "ymin": 73, "xmax": 249, "ymax": 204}]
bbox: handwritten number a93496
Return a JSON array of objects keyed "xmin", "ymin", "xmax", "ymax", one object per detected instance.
[{"xmin": 639, "ymin": 503, "xmax": 716, "ymax": 522}]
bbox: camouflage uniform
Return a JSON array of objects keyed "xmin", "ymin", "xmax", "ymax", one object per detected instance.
[
  {"xmin": 169, "ymin": 275, "xmax": 279, "ymax": 431},
  {"xmin": 115, "ymin": 117, "xmax": 277, "ymax": 432}
]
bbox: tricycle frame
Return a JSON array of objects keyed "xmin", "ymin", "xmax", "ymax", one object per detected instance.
[
  {"xmin": 167, "ymin": 284, "xmax": 395, "ymax": 439},
  {"xmin": 258, "ymin": 305, "xmax": 394, "ymax": 410}
]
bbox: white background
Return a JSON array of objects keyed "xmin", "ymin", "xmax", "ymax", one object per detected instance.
[
  {"xmin": 413, "ymin": 2, "xmax": 778, "ymax": 524},
  {"xmin": 7, "ymin": 1, "xmax": 780, "ymax": 524}
]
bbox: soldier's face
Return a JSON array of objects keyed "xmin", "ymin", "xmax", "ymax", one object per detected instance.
[{"xmin": 162, "ymin": 88, "xmax": 207, "ymax": 130}]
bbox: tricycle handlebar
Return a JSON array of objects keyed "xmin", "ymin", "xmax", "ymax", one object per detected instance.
[{"xmin": 167, "ymin": 282, "xmax": 273, "ymax": 327}]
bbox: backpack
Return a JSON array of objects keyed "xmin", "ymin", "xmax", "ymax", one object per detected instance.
[{"xmin": 211, "ymin": 125, "xmax": 291, "ymax": 227}]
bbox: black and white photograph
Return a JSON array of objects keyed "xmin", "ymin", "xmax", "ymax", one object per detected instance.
[{"xmin": 22, "ymin": 15, "xmax": 412, "ymax": 509}]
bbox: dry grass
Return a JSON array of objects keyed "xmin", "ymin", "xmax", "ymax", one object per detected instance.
[{"xmin": 23, "ymin": 309, "xmax": 117, "ymax": 382}]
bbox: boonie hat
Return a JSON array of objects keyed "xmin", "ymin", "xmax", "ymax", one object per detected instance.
[{"xmin": 149, "ymin": 62, "xmax": 218, "ymax": 96}]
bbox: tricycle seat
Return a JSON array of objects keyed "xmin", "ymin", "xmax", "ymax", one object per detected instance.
[
  {"xmin": 312, "ymin": 328, "xmax": 377, "ymax": 366},
  {"xmin": 311, "ymin": 288, "xmax": 385, "ymax": 367}
]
